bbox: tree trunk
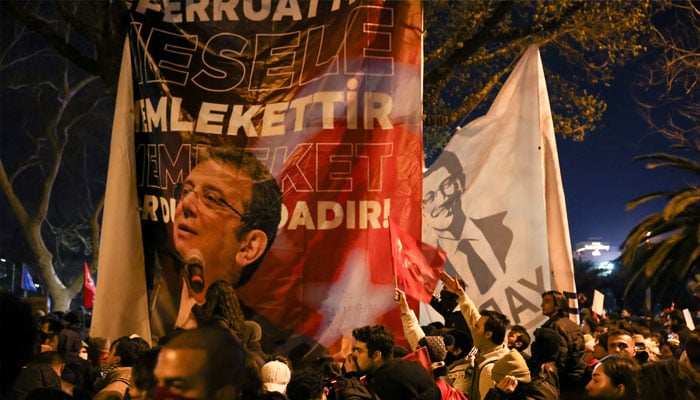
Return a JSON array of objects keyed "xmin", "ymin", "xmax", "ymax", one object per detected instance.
[{"xmin": 26, "ymin": 222, "xmax": 82, "ymax": 311}]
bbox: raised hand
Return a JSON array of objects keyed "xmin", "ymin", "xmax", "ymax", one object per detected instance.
[
  {"xmin": 439, "ymin": 271, "xmax": 465, "ymax": 296},
  {"xmin": 394, "ymin": 288, "xmax": 410, "ymax": 313}
]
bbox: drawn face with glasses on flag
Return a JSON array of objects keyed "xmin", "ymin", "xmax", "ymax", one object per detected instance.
[
  {"xmin": 172, "ymin": 146, "xmax": 282, "ymax": 304},
  {"xmin": 423, "ymin": 151, "xmax": 467, "ymax": 239}
]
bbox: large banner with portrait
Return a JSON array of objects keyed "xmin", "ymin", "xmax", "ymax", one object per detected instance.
[
  {"xmin": 92, "ymin": 0, "xmax": 424, "ymax": 355},
  {"xmin": 422, "ymin": 46, "xmax": 578, "ymax": 333}
]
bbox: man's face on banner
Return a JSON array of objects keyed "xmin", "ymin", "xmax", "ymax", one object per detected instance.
[
  {"xmin": 423, "ymin": 165, "xmax": 464, "ymax": 233},
  {"xmin": 173, "ymin": 159, "xmax": 254, "ymax": 301}
]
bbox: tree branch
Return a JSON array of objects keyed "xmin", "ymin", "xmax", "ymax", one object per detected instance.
[
  {"xmin": 1, "ymin": 1, "xmax": 102, "ymax": 77},
  {"xmin": 424, "ymin": 2, "xmax": 515, "ymax": 87}
]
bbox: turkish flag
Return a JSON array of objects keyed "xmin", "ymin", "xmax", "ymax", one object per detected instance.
[
  {"xmin": 390, "ymin": 219, "xmax": 445, "ymax": 303},
  {"xmin": 402, "ymin": 346, "xmax": 432, "ymax": 375},
  {"xmin": 84, "ymin": 261, "xmax": 96, "ymax": 309}
]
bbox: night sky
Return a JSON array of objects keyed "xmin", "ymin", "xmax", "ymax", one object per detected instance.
[{"xmin": 557, "ymin": 71, "xmax": 692, "ymax": 250}]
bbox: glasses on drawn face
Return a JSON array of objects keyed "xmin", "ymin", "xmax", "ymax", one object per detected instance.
[
  {"xmin": 424, "ymin": 174, "xmax": 463, "ymax": 205},
  {"xmin": 173, "ymin": 183, "xmax": 245, "ymax": 218}
]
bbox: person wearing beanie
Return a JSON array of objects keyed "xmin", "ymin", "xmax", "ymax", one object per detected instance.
[
  {"xmin": 485, "ymin": 329, "xmax": 560, "ymax": 400},
  {"xmin": 491, "ymin": 349, "xmax": 531, "ymax": 385},
  {"xmin": 394, "ymin": 288, "xmax": 468, "ymax": 399},
  {"xmin": 261, "ymin": 360, "xmax": 291, "ymax": 398},
  {"xmin": 241, "ymin": 320, "xmax": 268, "ymax": 366}
]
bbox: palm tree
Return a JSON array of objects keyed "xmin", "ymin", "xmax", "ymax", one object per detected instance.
[{"xmin": 621, "ymin": 146, "xmax": 700, "ymax": 308}]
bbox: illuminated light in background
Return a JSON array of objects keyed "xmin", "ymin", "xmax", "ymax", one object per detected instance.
[{"xmin": 597, "ymin": 261, "xmax": 615, "ymax": 277}]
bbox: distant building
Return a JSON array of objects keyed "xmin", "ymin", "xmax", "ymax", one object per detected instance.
[{"xmin": 574, "ymin": 239, "xmax": 620, "ymax": 276}]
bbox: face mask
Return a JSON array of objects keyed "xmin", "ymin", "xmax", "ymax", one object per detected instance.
[
  {"xmin": 79, "ymin": 352, "xmax": 89, "ymax": 361},
  {"xmin": 152, "ymin": 386, "xmax": 200, "ymax": 400}
]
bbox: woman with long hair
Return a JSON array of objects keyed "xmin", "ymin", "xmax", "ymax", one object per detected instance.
[{"xmin": 585, "ymin": 354, "xmax": 640, "ymax": 400}]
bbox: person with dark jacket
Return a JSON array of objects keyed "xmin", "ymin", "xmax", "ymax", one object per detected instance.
[
  {"xmin": 539, "ymin": 290, "xmax": 586, "ymax": 396},
  {"xmin": 430, "ymin": 283, "xmax": 470, "ymax": 333},
  {"xmin": 56, "ymin": 328, "xmax": 94, "ymax": 390},
  {"xmin": 10, "ymin": 352, "xmax": 64, "ymax": 400},
  {"xmin": 368, "ymin": 359, "xmax": 441, "ymax": 400}
]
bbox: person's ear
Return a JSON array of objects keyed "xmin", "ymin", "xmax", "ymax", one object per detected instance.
[
  {"xmin": 484, "ymin": 331, "xmax": 493, "ymax": 340},
  {"xmin": 371, "ymin": 350, "xmax": 383, "ymax": 363},
  {"xmin": 235, "ymin": 229, "xmax": 268, "ymax": 267},
  {"xmin": 616, "ymin": 384, "xmax": 626, "ymax": 397}
]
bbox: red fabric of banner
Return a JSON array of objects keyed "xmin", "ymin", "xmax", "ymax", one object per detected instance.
[
  {"xmin": 402, "ymin": 345, "xmax": 432, "ymax": 375},
  {"xmin": 84, "ymin": 261, "xmax": 96, "ymax": 309},
  {"xmin": 390, "ymin": 220, "xmax": 445, "ymax": 303}
]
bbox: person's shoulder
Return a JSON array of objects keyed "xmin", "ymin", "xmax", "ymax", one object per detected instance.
[{"xmin": 338, "ymin": 377, "xmax": 372, "ymax": 400}]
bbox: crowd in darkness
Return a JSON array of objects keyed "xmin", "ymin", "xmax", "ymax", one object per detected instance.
[
  {"xmin": 2, "ymin": 276, "xmax": 700, "ymax": 400},
  {"xmin": 1, "ymin": 146, "xmax": 698, "ymax": 399}
]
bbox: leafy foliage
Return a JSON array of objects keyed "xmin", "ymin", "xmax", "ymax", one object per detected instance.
[
  {"xmin": 423, "ymin": 1, "xmax": 653, "ymax": 161},
  {"xmin": 620, "ymin": 146, "xmax": 700, "ymax": 307}
]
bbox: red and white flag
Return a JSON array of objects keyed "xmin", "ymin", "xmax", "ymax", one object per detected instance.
[
  {"xmin": 83, "ymin": 261, "xmax": 96, "ymax": 309},
  {"xmin": 94, "ymin": 1, "xmax": 424, "ymax": 352},
  {"xmin": 390, "ymin": 220, "xmax": 445, "ymax": 303},
  {"xmin": 422, "ymin": 46, "xmax": 577, "ymax": 330}
]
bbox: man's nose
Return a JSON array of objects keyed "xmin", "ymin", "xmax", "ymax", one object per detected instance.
[{"xmin": 178, "ymin": 189, "xmax": 199, "ymax": 217}]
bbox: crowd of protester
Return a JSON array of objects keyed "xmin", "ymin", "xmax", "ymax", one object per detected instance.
[{"xmin": 2, "ymin": 275, "xmax": 700, "ymax": 400}]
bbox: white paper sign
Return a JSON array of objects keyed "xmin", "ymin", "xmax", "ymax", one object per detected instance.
[
  {"xmin": 683, "ymin": 308, "xmax": 696, "ymax": 331},
  {"xmin": 592, "ymin": 290, "xmax": 605, "ymax": 316}
]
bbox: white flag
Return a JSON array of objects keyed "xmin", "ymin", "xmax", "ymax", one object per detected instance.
[
  {"xmin": 91, "ymin": 40, "xmax": 151, "ymax": 342},
  {"xmin": 422, "ymin": 45, "xmax": 576, "ymax": 331}
]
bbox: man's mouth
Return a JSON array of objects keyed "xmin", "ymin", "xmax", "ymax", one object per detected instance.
[
  {"xmin": 431, "ymin": 207, "xmax": 453, "ymax": 219},
  {"xmin": 177, "ymin": 224, "xmax": 196, "ymax": 234}
]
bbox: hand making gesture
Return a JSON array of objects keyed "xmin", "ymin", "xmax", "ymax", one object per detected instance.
[{"xmin": 439, "ymin": 271, "xmax": 465, "ymax": 297}]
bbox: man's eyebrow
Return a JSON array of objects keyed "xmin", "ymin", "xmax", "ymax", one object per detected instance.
[{"xmin": 200, "ymin": 182, "xmax": 225, "ymax": 194}]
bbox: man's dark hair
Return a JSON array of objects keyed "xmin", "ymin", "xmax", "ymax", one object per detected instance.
[
  {"xmin": 131, "ymin": 348, "xmax": 159, "ymax": 394},
  {"xmin": 480, "ymin": 310, "xmax": 510, "ymax": 345},
  {"xmin": 542, "ymin": 290, "xmax": 569, "ymax": 317},
  {"xmin": 32, "ymin": 351, "xmax": 64, "ymax": 366},
  {"xmin": 286, "ymin": 368, "xmax": 325, "ymax": 400},
  {"xmin": 668, "ymin": 309, "xmax": 686, "ymax": 325},
  {"xmin": 510, "ymin": 325, "xmax": 531, "ymax": 351},
  {"xmin": 352, "ymin": 325, "xmax": 395, "ymax": 361},
  {"xmin": 201, "ymin": 146, "xmax": 283, "ymax": 286},
  {"xmin": 584, "ymin": 315, "xmax": 599, "ymax": 333},
  {"xmin": 113, "ymin": 336, "xmax": 150, "ymax": 367},
  {"xmin": 163, "ymin": 326, "xmax": 252, "ymax": 397},
  {"xmin": 532, "ymin": 327, "xmax": 563, "ymax": 363},
  {"xmin": 606, "ymin": 329, "xmax": 633, "ymax": 352}
]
